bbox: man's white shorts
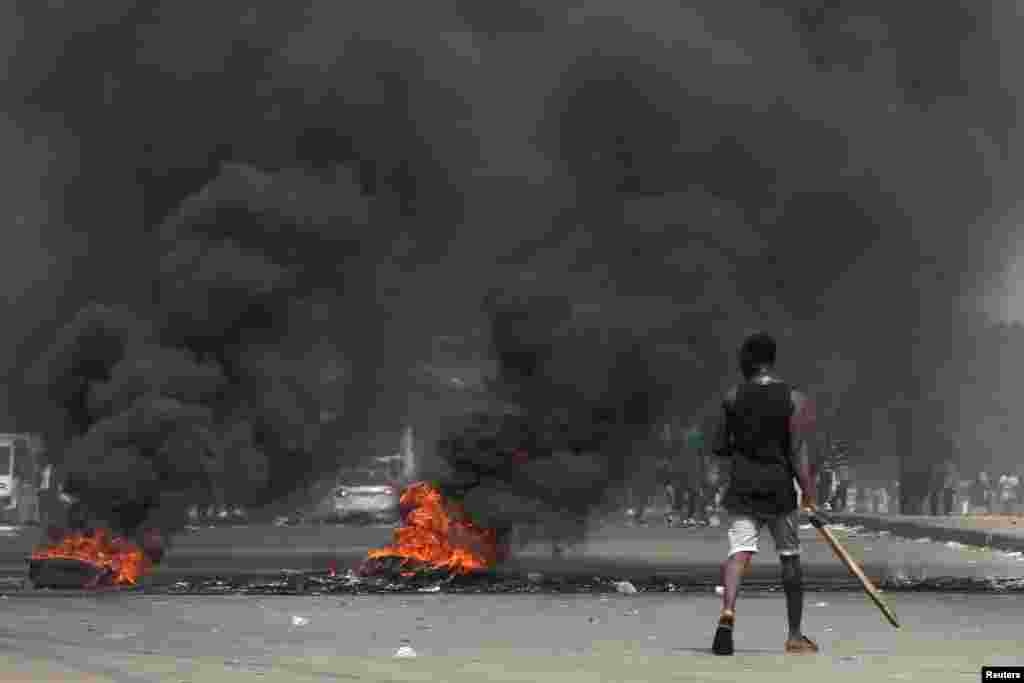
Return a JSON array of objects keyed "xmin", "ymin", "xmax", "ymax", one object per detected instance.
[{"xmin": 726, "ymin": 511, "xmax": 801, "ymax": 557}]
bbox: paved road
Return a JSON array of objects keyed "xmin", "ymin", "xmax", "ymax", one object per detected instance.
[
  {"xmin": 4, "ymin": 522, "xmax": 1024, "ymax": 587},
  {"xmin": 0, "ymin": 589, "xmax": 1019, "ymax": 682}
]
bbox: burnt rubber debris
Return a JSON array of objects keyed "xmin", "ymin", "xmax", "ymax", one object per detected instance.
[
  {"xmin": 17, "ymin": 560, "xmax": 1024, "ymax": 595},
  {"xmin": 34, "ymin": 569, "xmax": 1011, "ymax": 596},
  {"xmin": 29, "ymin": 528, "xmax": 155, "ymax": 589}
]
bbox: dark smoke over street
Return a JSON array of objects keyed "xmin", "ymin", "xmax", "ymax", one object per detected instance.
[{"xmin": 2, "ymin": 2, "xmax": 1023, "ymax": 536}]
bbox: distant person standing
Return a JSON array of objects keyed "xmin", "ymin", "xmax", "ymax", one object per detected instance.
[
  {"xmin": 684, "ymin": 427, "xmax": 709, "ymax": 523},
  {"xmin": 655, "ymin": 453, "xmax": 677, "ymax": 525},
  {"xmin": 999, "ymin": 473, "xmax": 1019, "ymax": 515},
  {"xmin": 926, "ymin": 465, "xmax": 942, "ymax": 516},
  {"xmin": 822, "ymin": 441, "xmax": 850, "ymax": 511},
  {"xmin": 37, "ymin": 462, "xmax": 59, "ymax": 526},
  {"xmin": 877, "ymin": 485, "xmax": 890, "ymax": 515},
  {"xmin": 815, "ymin": 465, "xmax": 833, "ymax": 512},
  {"xmin": 856, "ymin": 485, "xmax": 872, "ymax": 513},
  {"xmin": 1018, "ymin": 471, "xmax": 1024, "ymax": 515},
  {"xmin": 834, "ymin": 464, "xmax": 851, "ymax": 513},
  {"xmin": 704, "ymin": 458, "xmax": 724, "ymax": 522},
  {"xmin": 970, "ymin": 472, "xmax": 992, "ymax": 514},
  {"xmin": 890, "ymin": 480, "xmax": 901, "ymax": 515},
  {"xmin": 1012, "ymin": 473, "xmax": 1022, "ymax": 515},
  {"xmin": 957, "ymin": 477, "xmax": 971, "ymax": 516},
  {"xmin": 941, "ymin": 461, "xmax": 958, "ymax": 516}
]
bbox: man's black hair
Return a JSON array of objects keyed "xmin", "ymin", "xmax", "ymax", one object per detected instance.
[{"xmin": 739, "ymin": 332, "xmax": 777, "ymax": 380}]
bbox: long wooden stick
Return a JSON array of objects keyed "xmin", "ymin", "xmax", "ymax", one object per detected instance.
[{"xmin": 808, "ymin": 513, "xmax": 901, "ymax": 628}]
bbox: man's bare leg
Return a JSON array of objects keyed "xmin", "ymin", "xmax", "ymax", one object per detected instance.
[
  {"xmin": 721, "ymin": 551, "xmax": 753, "ymax": 615},
  {"xmin": 713, "ymin": 551, "xmax": 753, "ymax": 655},
  {"xmin": 781, "ymin": 554, "xmax": 819, "ymax": 652},
  {"xmin": 781, "ymin": 554, "xmax": 804, "ymax": 639}
]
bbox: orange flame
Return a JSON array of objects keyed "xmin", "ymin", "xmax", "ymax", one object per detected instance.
[
  {"xmin": 31, "ymin": 528, "xmax": 153, "ymax": 586},
  {"xmin": 366, "ymin": 481, "xmax": 501, "ymax": 575}
]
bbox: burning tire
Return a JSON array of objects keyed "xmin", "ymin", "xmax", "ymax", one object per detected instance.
[
  {"xmin": 27, "ymin": 557, "xmax": 115, "ymax": 590},
  {"xmin": 29, "ymin": 527, "xmax": 156, "ymax": 589},
  {"xmin": 361, "ymin": 482, "xmax": 503, "ymax": 577}
]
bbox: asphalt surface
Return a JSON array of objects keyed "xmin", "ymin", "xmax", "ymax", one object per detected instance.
[
  {"xmin": 830, "ymin": 513, "xmax": 1024, "ymax": 553},
  {"xmin": 1, "ymin": 522, "xmax": 1022, "ymax": 681},
  {"xmin": 5, "ymin": 521, "xmax": 1024, "ymax": 588},
  {"xmin": 0, "ymin": 589, "xmax": 1019, "ymax": 682}
]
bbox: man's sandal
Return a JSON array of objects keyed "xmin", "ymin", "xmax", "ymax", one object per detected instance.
[
  {"xmin": 712, "ymin": 610, "xmax": 735, "ymax": 655},
  {"xmin": 784, "ymin": 635, "xmax": 820, "ymax": 654}
]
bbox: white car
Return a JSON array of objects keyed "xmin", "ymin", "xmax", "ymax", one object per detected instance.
[{"xmin": 320, "ymin": 484, "xmax": 400, "ymax": 524}]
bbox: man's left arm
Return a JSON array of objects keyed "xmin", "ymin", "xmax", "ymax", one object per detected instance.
[{"xmin": 790, "ymin": 389, "xmax": 817, "ymax": 509}]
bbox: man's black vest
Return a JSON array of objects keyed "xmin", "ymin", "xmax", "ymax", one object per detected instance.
[{"xmin": 721, "ymin": 377, "xmax": 798, "ymax": 516}]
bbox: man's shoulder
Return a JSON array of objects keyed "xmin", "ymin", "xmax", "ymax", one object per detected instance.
[{"xmin": 723, "ymin": 380, "xmax": 806, "ymax": 403}]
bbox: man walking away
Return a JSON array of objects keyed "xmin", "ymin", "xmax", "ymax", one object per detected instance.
[{"xmin": 710, "ymin": 333, "xmax": 819, "ymax": 656}]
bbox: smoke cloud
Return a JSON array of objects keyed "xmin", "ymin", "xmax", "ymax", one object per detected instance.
[{"xmin": 3, "ymin": 2, "xmax": 1021, "ymax": 532}]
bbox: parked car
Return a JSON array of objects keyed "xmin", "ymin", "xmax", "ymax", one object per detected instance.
[
  {"xmin": 185, "ymin": 503, "xmax": 248, "ymax": 526},
  {"xmin": 313, "ymin": 483, "xmax": 400, "ymax": 525}
]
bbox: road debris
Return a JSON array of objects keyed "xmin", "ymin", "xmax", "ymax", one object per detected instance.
[
  {"xmin": 290, "ymin": 616, "xmax": 310, "ymax": 627},
  {"xmin": 814, "ymin": 601, "xmax": 828, "ymax": 607},
  {"xmin": 394, "ymin": 640, "xmax": 417, "ymax": 658},
  {"xmin": 944, "ymin": 541, "xmax": 966, "ymax": 550},
  {"xmin": 132, "ymin": 561, "xmax": 1024, "ymax": 597}
]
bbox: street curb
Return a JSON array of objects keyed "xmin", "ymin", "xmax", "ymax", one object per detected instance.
[{"xmin": 831, "ymin": 513, "xmax": 1024, "ymax": 554}]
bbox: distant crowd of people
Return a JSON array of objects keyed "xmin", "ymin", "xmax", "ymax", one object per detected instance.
[
  {"xmin": 644, "ymin": 453, "xmax": 1024, "ymax": 523},
  {"xmin": 966, "ymin": 471, "xmax": 1021, "ymax": 515},
  {"xmin": 809, "ymin": 465, "xmax": 1023, "ymax": 517}
]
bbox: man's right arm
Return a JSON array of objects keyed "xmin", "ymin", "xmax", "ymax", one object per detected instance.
[{"xmin": 790, "ymin": 389, "xmax": 817, "ymax": 510}]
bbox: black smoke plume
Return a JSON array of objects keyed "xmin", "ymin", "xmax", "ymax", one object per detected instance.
[{"xmin": 4, "ymin": 2, "xmax": 1022, "ymax": 534}]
